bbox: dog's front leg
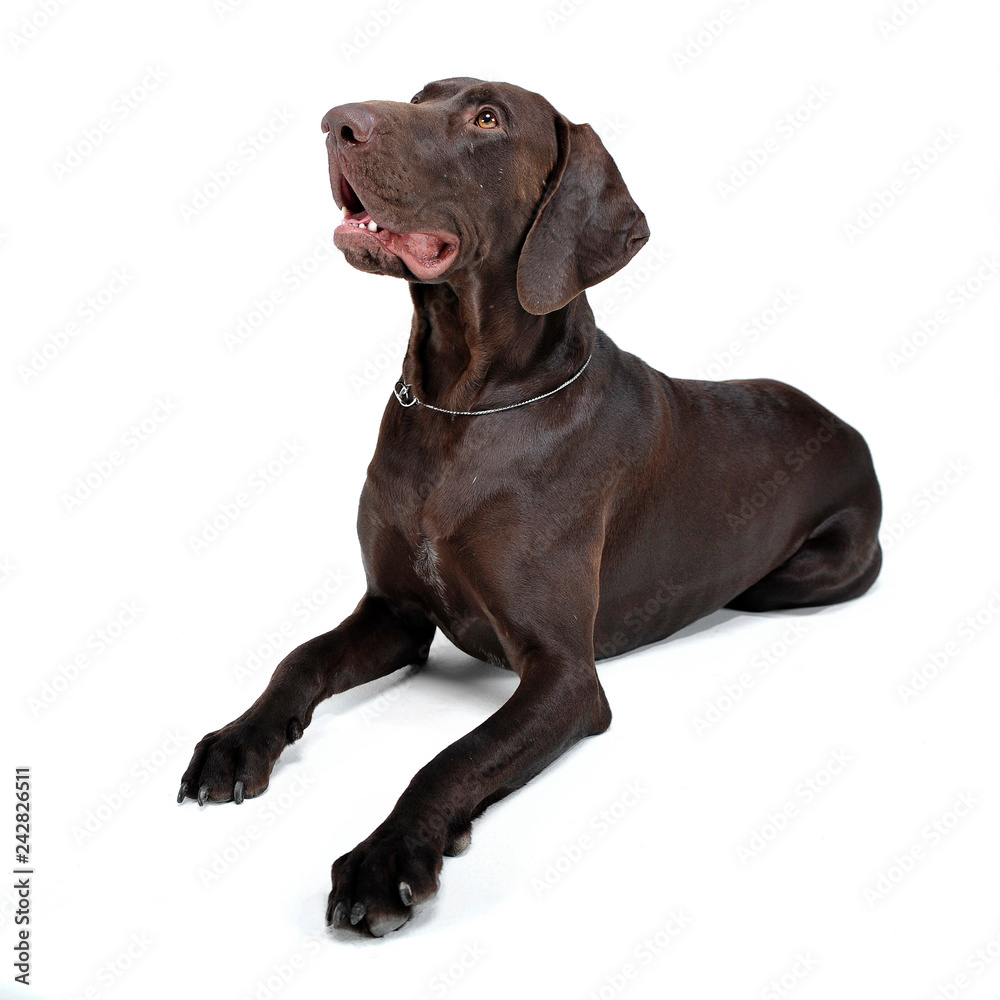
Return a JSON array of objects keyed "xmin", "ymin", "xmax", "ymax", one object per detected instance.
[
  {"xmin": 327, "ymin": 644, "xmax": 612, "ymax": 936},
  {"xmin": 178, "ymin": 594, "xmax": 434, "ymax": 805}
]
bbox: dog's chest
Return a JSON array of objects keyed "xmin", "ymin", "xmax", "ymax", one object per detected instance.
[
  {"xmin": 412, "ymin": 534, "xmax": 449, "ymax": 605},
  {"xmin": 369, "ymin": 477, "xmax": 471, "ymax": 604},
  {"xmin": 360, "ymin": 435, "xmax": 503, "ymax": 646}
]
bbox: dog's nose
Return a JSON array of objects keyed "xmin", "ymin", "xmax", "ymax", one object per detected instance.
[{"xmin": 323, "ymin": 104, "xmax": 378, "ymax": 147}]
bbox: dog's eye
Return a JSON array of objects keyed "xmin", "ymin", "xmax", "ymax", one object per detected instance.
[
  {"xmin": 475, "ymin": 109, "xmax": 498, "ymax": 129},
  {"xmin": 410, "ymin": 94, "xmax": 421, "ymax": 104}
]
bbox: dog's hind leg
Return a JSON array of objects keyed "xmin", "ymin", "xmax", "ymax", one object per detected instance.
[{"xmin": 726, "ymin": 506, "xmax": 882, "ymax": 612}]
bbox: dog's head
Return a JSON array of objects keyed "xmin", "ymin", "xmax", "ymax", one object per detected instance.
[{"xmin": 322, "ymin": 78, "xmax": 648, "ymax": 314}]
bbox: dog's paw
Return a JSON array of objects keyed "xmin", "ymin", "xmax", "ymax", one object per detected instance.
[
  {"xmin": 177, "ymin": 715, "xmax": 303, "ymax": 805},
  {"xmin": 326, "ymin": 827, "xmax": 445, "ymax": 937}
]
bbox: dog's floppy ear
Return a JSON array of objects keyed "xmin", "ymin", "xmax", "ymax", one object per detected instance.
[{"xmin": 517, "ymin": 117, "xmax": 650, "ymax": 315}]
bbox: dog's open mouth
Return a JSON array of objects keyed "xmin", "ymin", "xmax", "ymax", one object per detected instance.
[{"xmin": 334, "ymin": 175, "xmax": 459, "ymax": 280}]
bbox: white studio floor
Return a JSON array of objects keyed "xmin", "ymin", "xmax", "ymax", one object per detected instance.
[{"xmin": 4, "ymin": 2, "xmax": 1000, "ymax": 998}]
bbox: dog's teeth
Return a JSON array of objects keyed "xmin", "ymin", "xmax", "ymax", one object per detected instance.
[
  {"xmin": 368, "ymin": 220, "xmax": 378, "ymax": 232},
  {"xmin": 342, "ymin": 206, "xmax": 349, "ymax": 218}
]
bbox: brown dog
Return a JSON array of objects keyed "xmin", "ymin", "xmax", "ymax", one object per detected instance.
[{"xmin": 178, "ymin": 77, "xmax": 882, "ymax": 936}]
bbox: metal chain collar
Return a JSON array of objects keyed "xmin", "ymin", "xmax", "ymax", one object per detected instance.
[{"xmin": 393, "ymin": 353, "xmax": 592, "ymax": 416}]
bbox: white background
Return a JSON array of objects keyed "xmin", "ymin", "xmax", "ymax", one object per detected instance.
[{"xmin": 3, "ymin": 0, "xmax": 1000, "ymax": 997}]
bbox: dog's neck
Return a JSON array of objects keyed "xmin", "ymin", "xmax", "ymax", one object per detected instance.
[{"xmin": 402, "ymin": 273, "xmax": 596, "ymax": 413}]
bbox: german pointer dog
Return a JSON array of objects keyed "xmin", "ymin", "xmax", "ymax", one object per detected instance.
[{"xmin": 179, "ymin": 77, "xmax": 882, "ymax": 936}]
